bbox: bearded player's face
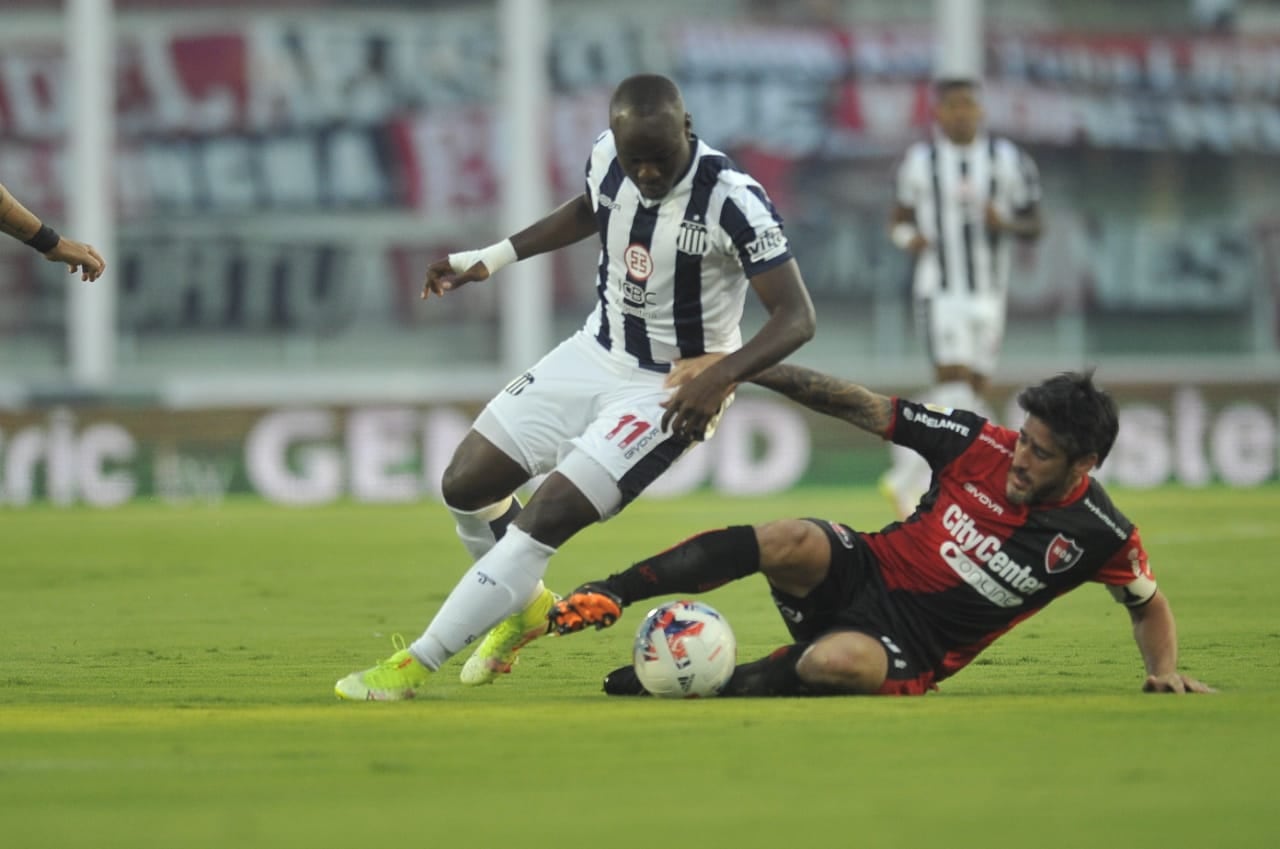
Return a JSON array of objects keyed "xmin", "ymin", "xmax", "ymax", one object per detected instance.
[{"xmin": 1007, "ymin": 416, "xmax": 1082, "ymax": 506}]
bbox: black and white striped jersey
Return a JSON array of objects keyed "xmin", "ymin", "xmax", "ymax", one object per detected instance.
[
  {"xmin": 896, "ymin": 132, "xmax": 1041, "ymax": 299},
  {"xmin": 581, "ymin": 131, "xmax": 793, "ymax": 372}
]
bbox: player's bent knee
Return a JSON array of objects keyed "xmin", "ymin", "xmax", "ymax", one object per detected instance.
[
  {"xmin": 797, "ymin": 632, "xmax": 889, "ymax": 695},
  {"xmin": 441, "ymin": 434, "xmax": 528, "ymax": 510}
]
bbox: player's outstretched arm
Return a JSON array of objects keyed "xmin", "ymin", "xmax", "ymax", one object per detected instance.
[
  {"xmin": 422, "ymin": 192, "xmax": 596, "ymax": 299},
  {"xmin": 749, "ymin": 364, "xmax": 894, "ymax": 438},
  {"xmin": 1128, "ymin": 590, "xmax": 1214, "ymax": 694},
  {"xmin": 0, "ymin": 182, "xmax": 106, "ymax": 281}
]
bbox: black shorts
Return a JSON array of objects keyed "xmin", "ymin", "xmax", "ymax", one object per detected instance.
[{"xmin": 771, "ymin": 519, "xmax": 939, "ymax": 695}]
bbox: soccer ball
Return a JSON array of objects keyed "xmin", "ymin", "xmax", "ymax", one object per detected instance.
[{"xmin": 632, "ymin": 599, "xmax": 736, "ymax": 698}]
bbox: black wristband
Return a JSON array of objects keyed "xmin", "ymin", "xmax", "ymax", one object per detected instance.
[{"xmin": 24, "ymin": 224, "xmax": 61, "ymax": 254}]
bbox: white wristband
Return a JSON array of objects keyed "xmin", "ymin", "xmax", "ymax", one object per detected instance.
[
  {"xmin": 448, "ymin": 238, "xmax": 517, "ymax": 276},
  {"xmin": 890, "ymin": 222, "xmax": 919, "ymax": 250}
]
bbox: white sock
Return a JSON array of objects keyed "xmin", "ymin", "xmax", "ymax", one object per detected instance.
[
  {"xmin": 449, "ymin": 496, "xmax": 521, "ymax": 561},
  {"xmin": 409, "ymin": 526, "xmax": 554, "ymax": 669}
]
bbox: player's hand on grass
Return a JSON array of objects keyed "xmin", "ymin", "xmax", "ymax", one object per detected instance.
[{"xmin": 1142, "ymin": 673, "xmax": 1215, "ymax": 694}]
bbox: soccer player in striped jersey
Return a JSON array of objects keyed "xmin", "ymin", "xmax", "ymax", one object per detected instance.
[
  {"xmin": 336, "ymin": 73, "xmax": 816, "ymax": 701},
  {"xmin": 881, "ymin": 78, "xmax": 1043, "ymax": 520},
  {"xmin": 552, "ymin": 367, "xmax": 1213, "ymax": 697},
  {"xmin": 0, "ymin": 182, "xmax": 106, "ymax": 281}
]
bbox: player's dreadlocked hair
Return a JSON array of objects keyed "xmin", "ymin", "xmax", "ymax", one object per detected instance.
[{"xmin": 1016, "ymin": 370, "xmax": 1119, "ymax": 466}]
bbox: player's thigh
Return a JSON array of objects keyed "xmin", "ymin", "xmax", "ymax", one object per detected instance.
[
  {"xmin": 755, "ymin": 518, "xmax": 835, "ymax": 596},
  {"xmin": 475, "ymin": 337, "xmax": 610, "ymax": 477},
  {"xmin": 566, "ymin": 381, "xmax": 694, "ymax": 518}
]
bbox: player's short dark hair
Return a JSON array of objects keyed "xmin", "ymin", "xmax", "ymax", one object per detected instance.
[
  {"xmin": 610, "ymin": 73, "xmax": 683, "ymax": 118},
  {"xmin": 933, "ymin": 77, "xmax": 978, "ymax": 97},
  {"xmin": 1016, "ymin": 370, "xmax": 1119, "ymax": 466}
]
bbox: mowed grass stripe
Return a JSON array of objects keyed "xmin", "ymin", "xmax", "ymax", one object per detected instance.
[{"xmin": 2, "ymin": 486, "xmax": 1278, "ymax": 849}]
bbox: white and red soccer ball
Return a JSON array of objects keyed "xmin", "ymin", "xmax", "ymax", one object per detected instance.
[{"xmin": 632, "ymin": 599, "xmax": 736, "ymax": 698}]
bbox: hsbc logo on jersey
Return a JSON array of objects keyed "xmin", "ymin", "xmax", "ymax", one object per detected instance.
[
  {"xmin": 622, "ymin": 281, "xmax": 657, "ymax": 307},
  {"xmin": 624, "ymin": 244, "xmax": 654, "ymax": 281},
  {"xmin": 1044, "ymin": 534, "xmax": 1084, "ymax": 574}
]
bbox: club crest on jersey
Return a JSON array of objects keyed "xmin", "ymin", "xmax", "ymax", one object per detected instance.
[
  {"xmin": 624, "ymin": 243, "xmax": 653, "ymax": 281},
  {"xmin": 677, "ymin": 219, "xmax": 708, "ymax": 255},
  {"xmin": 1044, "ymin": 533, "xmax": 1084, "ymax": 574}
]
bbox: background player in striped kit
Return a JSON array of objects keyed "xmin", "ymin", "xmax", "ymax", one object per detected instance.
[
  {"xmin": 336, "ymin": 73, "xmax": 817, "ymax": 701},
  {"xmin": 881, "ymin": 78, "xmax": 1043, "ymax": 519},
  {"xmin": 0, "ymin": 181, "xmax": 106, "ymax": 281},
  {"xmin": 551, "ymin": 366, "xmax": 1213, "ymax": 698}
]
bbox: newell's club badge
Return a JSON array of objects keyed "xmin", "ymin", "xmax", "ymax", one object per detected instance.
[{"xmin": 1044, "ymin": 533, "xmax": 1084, "ymax": 574}]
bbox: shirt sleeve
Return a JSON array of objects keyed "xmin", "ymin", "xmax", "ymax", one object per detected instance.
[
  {"xmin": 888, "ymin": 397, "xmax": 986, "ymax": 472},
  {"xmin": 718, "ymin": 180, "xmax": 792, "ymax": 276},
  {"xmin": 1097, "ymin": 527, "xmax": 1158, "ymax": 607}
]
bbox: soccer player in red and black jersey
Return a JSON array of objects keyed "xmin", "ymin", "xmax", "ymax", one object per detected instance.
[{"xmin": 550, "ymin": 365, "xmax": 1213, "ymax": 696}]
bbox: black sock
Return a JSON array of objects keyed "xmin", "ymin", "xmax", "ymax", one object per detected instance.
[
  {"xmin": 720, "ymin": 644, "xmax": 811, "ymax": 697},
  {"xmin": 600, "ymin": 526, "xmax": 760, "ymax": 606}
]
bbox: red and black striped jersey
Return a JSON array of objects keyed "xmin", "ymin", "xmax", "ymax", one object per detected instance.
[{"xmin": 862, "ymin": 398, "xmax": 1156, "ymax": 681}]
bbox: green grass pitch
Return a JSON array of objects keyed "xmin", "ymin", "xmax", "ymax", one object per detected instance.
[{"xmin": 3, "ymin": 485, "xmax": 1278, "ymax": 849}]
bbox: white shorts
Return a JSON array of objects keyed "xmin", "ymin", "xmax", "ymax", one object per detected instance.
[
  {"xmin": 915, "ymin": 294, "xmax": 1005, "ymax": 377},
  {"xmin": 474, "ymin": 331, "xmax": 700, "ymax": 517}
]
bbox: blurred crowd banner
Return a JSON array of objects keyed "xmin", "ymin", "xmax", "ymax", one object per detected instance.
[
  {"xmin": 1, "ymin": 383, "xmax": 1276, "ymax": 507},
  {"xmin": 2, "ymin": 8, "xmax": 1279, "ymax": 381}
]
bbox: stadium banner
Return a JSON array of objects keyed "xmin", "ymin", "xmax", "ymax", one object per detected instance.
[
  {"xmin": 3, "ymin": 16, "xmax": 1279, "ymax": 325},
  {"xmin": 1, "ymin": 383, "xmax": 1277, "ymax": 507}
]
